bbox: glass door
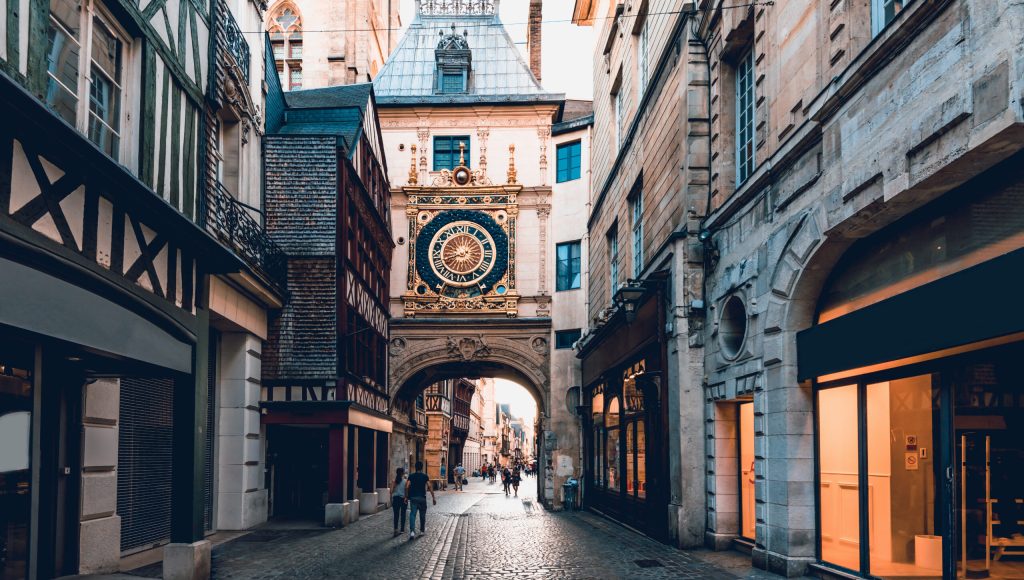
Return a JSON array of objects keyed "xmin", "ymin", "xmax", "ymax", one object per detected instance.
[{"xmin": 816, "ymin": 374, "xmax": 942, "ymax": 578}]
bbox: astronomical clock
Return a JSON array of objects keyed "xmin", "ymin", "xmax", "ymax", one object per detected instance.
[{"xmin": 403, "ymin": 145, "xmax": 520, "ymax": 317}]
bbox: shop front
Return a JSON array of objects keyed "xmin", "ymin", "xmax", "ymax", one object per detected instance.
[
  {"xmin": 798, "ymin": 159, "xmax": 1024, "ymax": 579},
  {"xmin": 579, "ymin": 282, "xmax": 669, "ymax": 540}
]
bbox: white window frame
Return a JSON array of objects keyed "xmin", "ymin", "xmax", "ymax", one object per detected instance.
[
  {"xmin": 636, "ymin": 19, "xmax": 649, "ymax": 101},
  {"xmin": 45, "ymin": 0, "xmax": 133, "ymax": 162},
  {"xmin": 871, "ymin": 0, "xmax": 906, "ymax": 36},
  {"xmin": 735, "ymin": 47, "xmax": 755, "ymax": 185},
  {"xmin": 631, "ymin": 190, "xmax": 643, "ymax": 278}
]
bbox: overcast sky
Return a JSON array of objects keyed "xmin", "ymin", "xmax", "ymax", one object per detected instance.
[
  {"xmin": 494, "ymin": 379, "xmax": 537, "ymax": 423},
  {"xmin": 398, "ymin": 0, "xmax": 595, "ymax": 100}
]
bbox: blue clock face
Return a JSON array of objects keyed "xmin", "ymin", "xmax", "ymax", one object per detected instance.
[{"xmin": 416, "ymin": 210, "xmax": 509, "ymax": 299}]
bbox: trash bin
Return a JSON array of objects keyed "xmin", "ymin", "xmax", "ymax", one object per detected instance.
[{"xmin": 563, "ymin": 479, "xmax": 579, "ymax": 511}]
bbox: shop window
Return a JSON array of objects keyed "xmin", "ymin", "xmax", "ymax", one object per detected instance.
[
  {"xmin": 606, "ymin": 397, "xmax": 620, "ymax": 491},
  {"xmin": 0, "ymin": 353, "xmax": 33, "ymax": 580},
  {"xmin": 46, "ymin": 0, "xmax": 130, "ymax": 160},
  {"xmin": 735, "ymin": 47, "xmax": 755, "ymax": 185},
  {"xmin": 554, "ymin": 329, "xmax": 581, "ymax": 350},
  {"xmin": 556, "ymin": 140, "xmax": 582, "ymax": 183},
  {"xmin": 433, "ymin": 136, "xmax": 470, "ymax": 171},
  {"xmin": 591, "ymin": 387, "xmax": 604, "ymax": 488},
  {"xmin": 871, "ymin": 0, "xmax": 905, "ymax": 36},
  {"xmin": 623, "ymin": 368, "xmax": 646, "ymax": 500},
  {"xmin": 556, "ymin": 241, "xmax": 581, "ymax": 291},
  {"xmin": 817, "ymin": 375, "xmax": 938, "ymax": 577}
]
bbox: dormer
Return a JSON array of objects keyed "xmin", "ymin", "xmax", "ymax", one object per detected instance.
[{"xmin": 435, "ymin": 25, "xmax": 472, "ymax": 94}]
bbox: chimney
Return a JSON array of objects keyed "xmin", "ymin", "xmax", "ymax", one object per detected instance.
[{"xmin": 527, "ymin": 0, "xmax": 542, "ymax": 82}]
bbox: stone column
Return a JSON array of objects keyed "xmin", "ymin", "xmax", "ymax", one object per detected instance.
[
  {"xmin": 216, "ymin": 332, "xmax": 267, "ymax": 530},
  {"xmin": 705, "ymin": 402, "xmax": 739, "ymax": 549},
  {"xmin": 79, "ymin": 378, "xmax": 120, "ymax": 574}
]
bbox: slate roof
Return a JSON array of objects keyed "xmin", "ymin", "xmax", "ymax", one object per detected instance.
[
  {"xmin": 373, "ymin": 8, "xmax": 564, "ymax": 105},
  {"xmin": 277, "ymin": 83, "xmax": 375, "ymax": 154}
]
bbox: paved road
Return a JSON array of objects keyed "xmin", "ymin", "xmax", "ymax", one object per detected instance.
[{"xmin": 127, "ymin": 477, "xmax": 792, "ymax": 580}]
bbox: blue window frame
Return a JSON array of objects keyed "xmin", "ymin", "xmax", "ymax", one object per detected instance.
[
  {"xmin": 556, "ymin": 241, "xmax": 582, "ymax": 291},
  {"xmin": 441, "ymin": 72, "xmax": 465, "ymax": 93},
  {"xmin": 556, "ymin": 141, "xmax": 582, "ymax": 183},
  {"xmin": 433, "ymin": 135, "xmax": 470, "ymax": 171}
]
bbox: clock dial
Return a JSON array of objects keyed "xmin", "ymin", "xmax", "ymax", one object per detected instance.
[
  {"xmin": 414, "ymin": 210, "xmax": 509, "ymax": 299},
  {"xmin": 430, "ymin": 221, "xmax": 496, "ymax": 287}
]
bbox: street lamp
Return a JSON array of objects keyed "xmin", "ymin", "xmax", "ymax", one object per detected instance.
[{"xmin": 613, "ymin": 279, "xmax": 646, "ymax": 323}]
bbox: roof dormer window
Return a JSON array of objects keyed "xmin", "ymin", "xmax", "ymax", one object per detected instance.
[{"xmin": 435, "ymin": 25, "xmax": 471, "ymax": 94}]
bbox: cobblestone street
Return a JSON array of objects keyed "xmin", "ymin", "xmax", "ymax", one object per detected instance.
[{"xmin": 119, "ymin": 478, "xmax": 794, "ymax": 580}]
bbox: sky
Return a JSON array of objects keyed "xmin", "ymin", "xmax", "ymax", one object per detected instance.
[
  {"xmin": 494, "ymin": 378, "xmax": 537, "ymax": 423},
  {"xmin": 398, "ymin": 0, "xmax": 595, "ymax": 100}
]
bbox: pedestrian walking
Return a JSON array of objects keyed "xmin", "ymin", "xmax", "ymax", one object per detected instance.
[
  {"xmin": 406, "ymin": 461, "xmax": 436, "ymax": 540},
  {"xmin": 502, "ymin": 466, "xmax": 512, "ymax": 496},
  {"xmin": 390, "ymin": 467, "xmax": 407, "ymax": 537},
  {"xmin": 481, "ymin": 463, "xmax": 488, "ymax": 482},
  {"xmin": 511, "ymin": 466, "xmax": 521, "ymax": 497},
  {"xmin": 440, "ymin": 462, "xmax": 447, "ymax": 490},
  {"xmin": 454, "ymin": 462, "xmax": 466, "ymax": 491}
]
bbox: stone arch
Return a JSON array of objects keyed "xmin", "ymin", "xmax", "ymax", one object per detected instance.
[{"xmin": 387, "ymin": 319, "xmax": 551, "ymax": 417}]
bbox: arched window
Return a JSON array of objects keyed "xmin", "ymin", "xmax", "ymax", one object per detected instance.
[{"xmin": 267, "ymin": 4, "xmax": 302, "ymax": 90}]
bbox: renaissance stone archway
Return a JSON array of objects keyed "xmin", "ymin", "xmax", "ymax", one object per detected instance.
[{"xmin": 388, "ymin": 317, "xmax": 551, "ymax": 415}]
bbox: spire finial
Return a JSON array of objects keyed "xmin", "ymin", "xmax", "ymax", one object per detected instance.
[
  {"xmin": 408, "ymin": 144, "xmax": 418, "ymax": 185},
  {"xmin": 458, "ymin": 141, "xmax": 466, "ymax": 166},
  {"xmin": 506, "ymin": 144, "xmax": 518, "ymax": 184}
]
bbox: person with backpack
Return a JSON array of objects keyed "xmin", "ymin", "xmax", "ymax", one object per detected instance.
[
  {"xmin": 390, "ymin": 467, "xmax": 407, "ymax": 537},
  {"xmin": 405, "ymin": 461, "xmax": 436, "ymax": 540},
  {"xmin": 501, "ymin": 466, "xmax": 512, "ymax": 496}
]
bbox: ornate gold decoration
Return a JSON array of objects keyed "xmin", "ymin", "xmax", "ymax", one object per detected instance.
[
  {"xmin": 408, "ymin": 144, "xmax": 418, "ymax": 185},
  {"xmin": 506, "ymin": 144, "xmax": 518, "ymax": 184}
]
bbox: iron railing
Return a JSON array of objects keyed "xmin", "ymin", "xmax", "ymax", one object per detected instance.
[
  {"xmin": 223, "ymin": 5, "xmax": 250, "ymax": 81},
  {"xmin": 207, "ymin": 182, "xmax": 286, "ymax": 290}
]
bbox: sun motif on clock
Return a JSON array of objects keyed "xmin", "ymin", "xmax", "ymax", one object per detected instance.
[
  {"xmin": 413, "ymin": 209, "xmax": 510, "ymax": 300},
  {"xmin": 430, "ymin": 221, "xmax": 496, "ymax": 287}
]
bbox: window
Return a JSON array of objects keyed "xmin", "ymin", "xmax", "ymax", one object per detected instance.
[
  {"xmin": 556, "ymin": 241, "xmax": 581, "ymax": 291},
  {"xmin": 613, "ymin": 86, "xmax": 624, "ymax": 147},
  {"xmin": 735, "ymin": 47, "xmax": 755, "ymax": 185},
  {"xmin": 441, "ymin": 72, "xmax": 465, "ymax": 94},
  {"xmin": 630, "ymin": 190, "xmax": 643, "ymax": 278},
  {"xmin": 556, "ymin": 141, "xmax": 582, "ymax": 183},
  {"xmin": 46, "ymin": 0, "xmax": 129, "ymax": 159},
  {"xmin": 433, "ymin": 136, "xmax": 470, "ymax": 171},
  {"xmin": 871, "ymin": 0, "xmax": 905, "ymax": 36},
  {"xmin": 554, "ymin": 329, "xmax": 581, "ymax": 350},
  {"xmin": 636, "ymin": 19, "xmax": 649, "ymax": 101},
  {"xmin": 268, "ymin": 6, "xmax": 302, "ymax": 91},
  {"xmin": 607, "ymin": 225, "xmax": 619, "ymax": 300}
]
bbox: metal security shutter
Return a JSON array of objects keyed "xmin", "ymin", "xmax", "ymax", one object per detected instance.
[
  {"xmin": 118, "ymin": 377, "xmax": 174, "ymax": 554},
  {"xmin": 204, "ymin": 333, "xmax": 218, "ymax": 532}
]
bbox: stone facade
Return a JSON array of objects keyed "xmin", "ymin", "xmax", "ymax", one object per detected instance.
[
  {"xmin": 573, "ymin": 0, "xmax": 708, "ymax": 546},
  {"xmin": 265, "ymin": 0, "xmax": 399, "ymax": 90}
]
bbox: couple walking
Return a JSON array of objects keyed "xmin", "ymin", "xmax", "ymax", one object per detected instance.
[{"xmin": 390, "ymin": 462, "xmax": 436, "ymax": 540}]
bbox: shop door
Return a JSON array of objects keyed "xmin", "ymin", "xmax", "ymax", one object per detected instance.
[
  {"xmin": 269, "ymin": 426, "xmax": 328, "ymax": 519},
  {"xmin": 118, "ymin": 377, "xmax": 174, "ymax": 554}
]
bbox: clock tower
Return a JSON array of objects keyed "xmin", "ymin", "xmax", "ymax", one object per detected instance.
[{"xmin": 403, "ymin": 142, "xmax": 521, "ymax": 317}]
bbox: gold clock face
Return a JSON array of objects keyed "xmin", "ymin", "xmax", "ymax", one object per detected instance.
[{"xmin": 429, "ymin": 221, "xmax": 496, "ymax": 287}]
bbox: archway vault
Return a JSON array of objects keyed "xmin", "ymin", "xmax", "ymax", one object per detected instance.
[{"xmin": 388, "ymin": 317, "xmax": 551, "ymax": 416}]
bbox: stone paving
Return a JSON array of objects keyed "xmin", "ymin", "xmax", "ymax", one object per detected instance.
[{"xmin": 125, "ymin": 478, "xmax": 800, "ymax": 580}]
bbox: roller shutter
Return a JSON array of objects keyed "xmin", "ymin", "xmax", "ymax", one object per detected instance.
[{"xmin": 117, "ymin": 377, "xmax": 173, "ymax": 554}]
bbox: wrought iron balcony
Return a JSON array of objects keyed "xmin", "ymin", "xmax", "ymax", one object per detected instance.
[
  {"xmin": 223, "ymin": 5, "xmax": 250, "ymax": 81},
  {"xmin": 207, "ymin": 182, "xmax": 286, "ymax": 290}
]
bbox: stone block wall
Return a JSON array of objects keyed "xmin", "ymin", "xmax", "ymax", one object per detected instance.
[{"xmin": 79, "ymin": 378, "xmax": 120, "ymax": 574}]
